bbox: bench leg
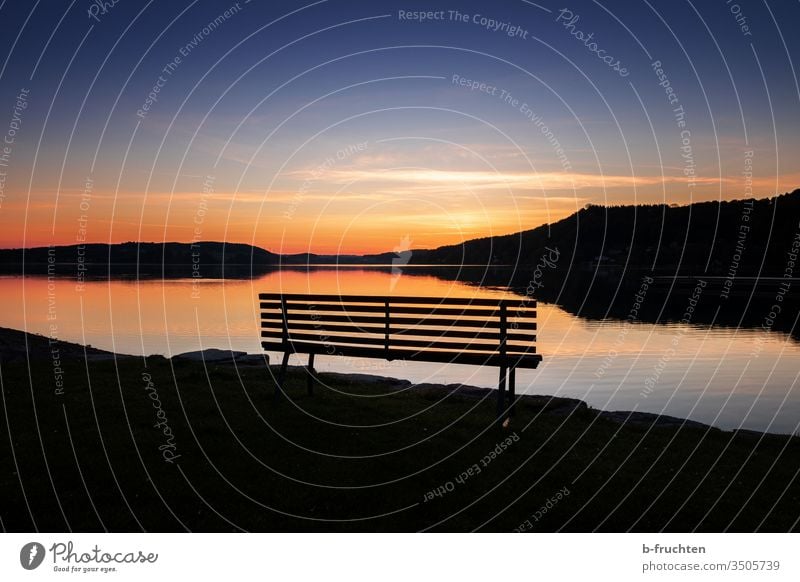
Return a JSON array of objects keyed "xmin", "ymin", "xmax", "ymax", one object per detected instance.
[
  {"xmin": 496, "ymin": 365, "xmax": 507, "ymax": 423},
  {"xmin": 306, "ymin": 353, "xmax": 315, "ymax": 396},
  {"xmin": 276, "ymin": 351, "xmax": 290, "ymax": 399}
]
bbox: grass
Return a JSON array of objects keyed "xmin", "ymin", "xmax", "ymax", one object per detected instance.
[{"xmin": 1, "ymin": 353, "xmax": 799, "ymax": 532}]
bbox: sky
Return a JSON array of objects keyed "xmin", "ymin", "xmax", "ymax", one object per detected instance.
[{"xmin": 0, "ymin": 0, "xmax": 798, "ymax": 254}]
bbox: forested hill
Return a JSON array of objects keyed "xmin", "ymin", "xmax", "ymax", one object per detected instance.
[
  {"xmin": 0, "ymin": 241, "xmax": 279, "ymax": 264},
  {"xmin": 404, "ymin": 189, "xmax": 800, "ymax": 276},
  {"xmin": 3, "ymin": 190, "xmax": 799, "ymax": 278},
  {"xmin": 0, "ymin": 241, "xmax": 280, "ymax": 276}
]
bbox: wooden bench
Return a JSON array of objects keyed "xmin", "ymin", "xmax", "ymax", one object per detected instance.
[{"xmin": 258, "ymin": 293, "xmax": 541, "ymax": 421}]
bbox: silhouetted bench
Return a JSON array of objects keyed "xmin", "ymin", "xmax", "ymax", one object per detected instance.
[{"xmin": 259, "ymin": 293, "xmax": 541, "ymax": 421}]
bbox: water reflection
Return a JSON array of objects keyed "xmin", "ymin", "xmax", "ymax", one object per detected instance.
[{"xmin": 1, "ymin": 269, "xmax": 798, "ymax": 434}]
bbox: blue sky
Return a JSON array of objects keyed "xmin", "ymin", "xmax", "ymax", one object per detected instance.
[{"xmin": 1, "ymin": 0, "xmax": 798, "ymax": 251}]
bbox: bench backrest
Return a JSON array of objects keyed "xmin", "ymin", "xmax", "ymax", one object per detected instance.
[{"xmin": 259, "ymin": 293, "xmax": 541, "ymax": 369}]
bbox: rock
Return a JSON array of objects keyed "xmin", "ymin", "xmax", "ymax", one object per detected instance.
[
  {"xmin": 314, "ymin": 371, "xmax": 411, "ymax": 390},
  {"xmin": 599, "ymin": 410, "xmax": 711, "ymax": 430},
  {"xmin": 0, "ymin": 326, "xmax": 134, "ymax": 363},
  {"xmin": 172, "ymin": 348, "xmax": 247, "ymax": 362},
  {"xmin": 523, "ymin": 395, "xmax": 588, "ymax": 415},
  {"xmin": 234, "ymin": 354, "xmax": 270, "ymax": 366}
]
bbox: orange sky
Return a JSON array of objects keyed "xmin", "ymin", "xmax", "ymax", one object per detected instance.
[
  {"xmin": 2, "ymin": 0, "xmax": 799, "ymax": 256},
  {"xmin": 3, "ymin": 169, "xmax": 798, "ymax": 254}
]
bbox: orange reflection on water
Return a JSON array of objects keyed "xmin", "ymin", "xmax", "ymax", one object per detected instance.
[
  {"xmin": 2, "ymin": 270, "xmax": 800, "ymax": 433},
  {"xmin": 0, "ymin": 269, "xmax": 517, "ymax": 356},
  {"xmin": 264, "ymin": 267, "xmax": 518, "ymax": 299}
]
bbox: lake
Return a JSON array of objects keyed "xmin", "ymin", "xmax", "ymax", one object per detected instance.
[{"xmin": 2, "ymin": 268, "xmax": 799, "ymax": 435}]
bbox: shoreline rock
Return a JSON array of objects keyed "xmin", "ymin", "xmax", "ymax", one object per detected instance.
[{"xmin": 0, "ymin": 326, "xmax": 136, "ymax": 363}]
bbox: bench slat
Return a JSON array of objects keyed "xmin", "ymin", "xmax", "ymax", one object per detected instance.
[
  {"xmin": 259, "ymin": 292, "xmax": 535, "ymax": 308},
  {"xmin": 261, "ymin": 312, "xmax": 538, "ymax": 329},
  {"xmin": 261, "ymin": 323, "xmax": 536, "ymax": 346},
  {"xmin": 261, "ymin": 306, "xmax": 536, "ymax": 318},
  {"xmin": 261, "ymin": 330, "xmax": 535, "ymax": 353},
  {"xmin": 261, "ymin": 302, "xmax": 504, "ymax": 318},
  {"xmin": 260, "ymin": 320, "xmax": 536, "ymax": 341},
  {"xmin": 277, "ymin": 304, "xmax": 535, "ymax": 316},
  {"xmin": 390, "ymin": 327, "xmax": 534, "ymax": 342},
  {"xmin": 261, "ymin": 340, "xmax": 541, "ymax": 368},
  {"xmin": 261, "ymin": 321, "xmax": 383, "ymax": 334}
]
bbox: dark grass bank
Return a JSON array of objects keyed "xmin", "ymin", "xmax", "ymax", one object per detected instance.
[{"xmin": 1, "ymin": 330, "xmax": 799, "ymax": 532}]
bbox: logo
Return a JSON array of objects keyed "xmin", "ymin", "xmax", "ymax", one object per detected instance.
[{"xmin": 20, "ymin": 542, "xmax": 45, "ymax": 570}]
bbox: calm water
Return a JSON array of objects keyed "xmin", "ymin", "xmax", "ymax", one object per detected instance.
[{"xmin": 2, "ymin": 270, "xmax": 799, "ymax": 435}]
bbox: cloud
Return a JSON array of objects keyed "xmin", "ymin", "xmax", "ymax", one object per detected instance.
[{"xmin": 316, "ymin": 168, "xmax": 724, "ymax": 191}]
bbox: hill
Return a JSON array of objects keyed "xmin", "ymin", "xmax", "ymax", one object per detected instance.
[
  {"xmin": 0, "ymin": 241, "xmax": 280, "ymax": 277},
  {"xmin": 407, "ymin": 189, "xmax": 800, "ymax": 276},
  {"xmin": 395, "ymin": 189, "xmax": 800, "ymax": 337}
]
